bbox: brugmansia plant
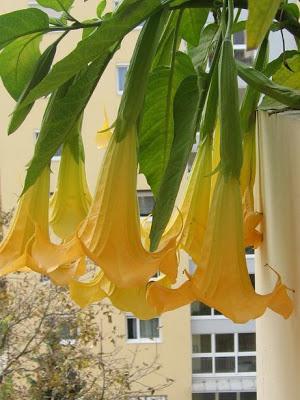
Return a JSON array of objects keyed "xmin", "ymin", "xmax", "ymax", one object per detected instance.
[{"xmin": 0, "ymin": 0, "xmax": 300, "ymax": 323}]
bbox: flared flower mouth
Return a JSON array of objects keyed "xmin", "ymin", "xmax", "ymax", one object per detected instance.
[{"xmin": 78, "ymin": 125, "xmax": 178, "ymax": 289}]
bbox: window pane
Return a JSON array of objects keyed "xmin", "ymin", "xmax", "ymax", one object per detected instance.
[
  {"xmin": 238, "ymin": 333, "xmax": 256, "ymax": 352},
  {"xmin": 192, "ymin": 394, "xmax": 215, "ymax": 400},
  {"xmin": 140, "ymin": 318, "xmax": 159, "ymax": 339},
  {"xmin": 138, "ymin": 192, "xmax": 154, "ymax": 216},
  {"xmin": 117, "ymin": 66, "xmax": 128, "ymax": 92},
  {"xmin": 127, "ymin": 318, "xmax": 137, "ymax": 339},
  {"xmin": 216, "ymin": 334, "xmax": 234, "ymax": 352},
  {"xmin": 219, "ymin": 393, "xmax": 237, "ymax": 400},
  {"xmin": 238, "ymin": 356, "xmax": 256, "ymax": 372},
  {"xmin": 215, "ymin": 357, "xmax": 235, "ymax": 373},
  {"xmin": 234, "ymin": 49, "xmax": 254, "ymax": 65},
  {"xmin": 233, "ymin": 31, "xmax": 245, "ymax": 44},
  {"xmin": 192, "ymin": 357, "xmax": 213, "ymax": 374},
  {"xmin": 192, "ymin": 335, "xmax": 211, "ymax": 353},
  {"xmin": 249, "ymin": 274, "xmax": 255, "ymax": 289},
  {"xmin": 191, "ymin": 302, "xmax": 211, "ymax": 316},
  {"xmin": 240, "ymin": 393, "xmax": 257, "ymax": 400}
]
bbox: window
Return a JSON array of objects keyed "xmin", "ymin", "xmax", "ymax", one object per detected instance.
[
  {"xmin": 192, "ymin": 333, "xmax": 256, "ymax": 375},
  {"xmin": 58, "ymin": 318, "xmax": 78, "ymax": 345},
  {"xmin": 192, "ymin": 394, "xmax": 256, "ymax": 400},
  {"xmin": 138, "ymin": 191, "xmax": 155, "ymax": 216},
  {"xmin": 233, "ymin": 31, "xmax": 255, "ymax": 65},
  {"xmin": 34, "ymin": 129, "xmax": 62, "ymax": 160},
  {"xmin": 126, "ymin": 315, "xmax": 161, "ymax": 343},
  {"xmin": 116, "ymin": 64, "xmax": 129, "ymax": 94}
]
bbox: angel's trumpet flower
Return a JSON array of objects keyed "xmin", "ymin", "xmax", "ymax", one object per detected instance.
[
  {"xmin": 78, "ymin": 126, "xmax": 178, "ymax": 288},
  {"xmin": 0, "ymin": 168, "xmax": 50, "ymax": 276},
  {"xmin": 147, "ymin": 174, "xmax": 293, "ymax": 322},
  {"xmin": 96, "ymin": 109, "xmax": 113, "ymax": 149},
  {"xmin": 50, "ymin": 139, "xmax": 92, "ymax": 240},
  {"xmin": 69, "ymin": 268, "xmax": 171, "ymax": 320}
]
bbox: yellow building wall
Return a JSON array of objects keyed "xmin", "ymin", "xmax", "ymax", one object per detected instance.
[
  {"xmin": 0, "ymin": 1, "xmax": 192, "ymax": 399},
  {"xmin": 256, "ymin": 111, "xmax": 300, "ymax": 400}
]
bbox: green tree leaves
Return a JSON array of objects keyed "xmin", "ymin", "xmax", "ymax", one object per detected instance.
[
  {"xmin": 181, "ymin": 8, "xmax": 209, "ymax": 46},
  {"xmin": 0, "ymin": 34, "xmax": 42, "ymax": 100},
  {"xmin": 247, "ymin": 0, "xmax": 281, "ymax": 49},
  {"xmin": 36, "ymin": 0, "xmax": 75, "ymax": 12},
  {"xmin": 0, "ymin": 9, "xmax": 48, "ymax": 49}
]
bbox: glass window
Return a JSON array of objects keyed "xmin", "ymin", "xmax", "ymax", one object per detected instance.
[
  {"xmin": 240, "ymin": 393, "xmax": 257, "ymax": 400},
  {"xmin": 215, "ymin": 357, "xmax": 235, "ymax": 373},
  {"xmin": 192, "ymin": 357, "xmax": 213, "ymax": 374},
  {"xmin": 116, "ymin": 65, "xmax": 129, "ymax": 93},
  {"xmin": 238, "ymin": 356, "xmax": 256, "ymax": 372},
  {"xmin": 216, "ymin": 334, "xmax": 234, "ymax": 352},
  {"xmin": 233, "ymin": 31, "xmax": 245, "ymax": 45},
  {"xmin": 219, "ymin": 393, "xmax": 237, "ymax": 400},
  {"xmin": 192, "ymin": 394, "xmax": 215, "ymax": 400},
  {"xmin": 127, "ymin": 318, "xmax": 137, "ymax": 339},
  {"xmin": 138, "ymin": 191, "xmax": 154, "ymax": 216},
  {"xmin": 238, "ymin": 333, "xmax": 256, "ymax": 352},
  {"xmin": 140, "ymin": 319, "xmax": 159, "ymax": 339},
  {"xmin": 191, "ymin": 301, "xmax": 212, "ymax": 316},
  {"xmin": 192, "ymin": 335, "xmax": 211, "ymax": 353}
]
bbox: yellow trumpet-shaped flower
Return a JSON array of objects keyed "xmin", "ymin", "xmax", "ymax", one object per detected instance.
[
  {"xmin": 142, "ymin": 137, "xmax": 212, "ymax": 267},
  {"xmin": 69, "ymin": 268, "xmax": 171, "ymax": 319},
  {"xmin": 50, "ymin": 142, "xmax": 92, "ymax": 240},
  {"xmin": 96, "ymin": 109, "xmax": 113, "ymax": 149},
  {"xmin": 78, "ymin": 126, "xmax": 178, "ymax": 288},
  {"xmin": 147, "ymin": 174, "xmax": 293, "ymax": 323},
  {"xmin": 0, "ymin": 168, "xmax": 50, "ymax": 276}
]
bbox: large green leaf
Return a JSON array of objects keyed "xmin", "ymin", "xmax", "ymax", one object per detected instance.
[
  {"xmin": 19, "ymin": 0, "xmax": 172, "ymax": 107},
  {"xmin": 264, "ymin": 50, "xmax": 299, "ymax": 78},
  {"xmin": 260, "ymin": 54, "xmax": 300, "ymax": 110},
  {"xmin": 22, "ymin": 49, "xmax": 115, "ymax": 194},
  {"xmin": 9, "ymin": 41, "xmax": 59, "ymax": 134},
  {"xmin": 0, "ymin": 9, "xmax": 48, "ymax": 49},
  {"xmin": 0, "ymin": 34, "xmax": 41, "ymax": 100},
  {"xmin": 247, "ymin": 0, "xmax": 281, "ymax": 49},
  {"xmin": 150, "ymin": 74, "xmax": 206, "ymax": 250},
  {"xmin": 36, "ymin": 0, "xmax": 75, "ymax": 12},
  {"xmin": 181, "ymin": 8, "xmax": 209, "ymax": 46},
  {"xmin": 139, "ymin": 52, "xmax": 195, "ymax": 196},
  {"xmin": 237, "ymin": 60, "xmax": 300, "ymax": 110},
  {"xmin": 188, "ymin": 23, "xmax": 218, "ymax": 72}
]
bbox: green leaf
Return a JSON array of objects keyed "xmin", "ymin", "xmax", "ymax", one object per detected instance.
[
  {"xmin": 153, "ymin": 10, "xmax": 182, "ymax": 68},
  {"xmin": 237, "ymin": 60, "xmax": 300, "ymax": 110},
  {"xmin": 0, "ymin": 34, "xmax": 41, "ymax": 100},
  {"xmin": 282, "ymin": 3, "xmax": 300, "ymax": 20},
  {"xmin": 150, "ymin": 74, "xmax": 205, "ymax": 250},
  {"xmin": 96, "ymin": 0, "xmax": 107, "ymax": 18},
  {"xmin": 181, "ymin": 8, "xmax": 209, "ymax": 46},
  {"xmin": 264, "ymin": 50, "xmax": 299, "ymax": 77},
  {"xmin": 188, "ymin": 23, "xmax": 219, "ymax": 72},
  {"xmin": 22, "ymin": 49, "xmax": 116, "ymax": 194},
  {"xmin": 0, "ymin": 9, "xmax": 48, "ymax": 49},
  {"xmin": 36, "ymin": 0, "xmax": 75, "ymax": 12},
  {"xmin": 247, "ymin": 0, "xmax": 281, "ymax": 49},
  {"xmin": 19, "ymin": 0, "xmax": 172, "ymax": 107},
  {"xmin": 139, "ymin": 52, "xmax": 195, "ymax": 196},
  {"xmin": 9, "ymin": 41, "xmax": 58, "ymax": 134},
  {"xmin": 260, "ymin": 54, "xmax": 300, "ymax": 110}
]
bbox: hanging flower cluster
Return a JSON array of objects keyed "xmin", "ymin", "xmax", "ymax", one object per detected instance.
[{"xmin": 0, "ymin": 6, "xmax": 294, "ymax": 324}]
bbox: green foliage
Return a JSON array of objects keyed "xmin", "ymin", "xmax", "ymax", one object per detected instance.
[
  {"xmin": 181, "ymin": 8, "xmax": 209, "ymax": 46},
  {"xmin": 0, "ymin": 34, "xmax": 41, "ymax": 101},
  {"xmin": 150, "ymin": 74, "xmax": 204, "ymax": 250},
  {"xmin": 139, "ymin": 52, "xmax": 195, "ymax": 197},
  {"xmin": 36, "ymin": 0, "xmax": 75, "ymax": 12},
  {"xmin": 96, "ymin": 0, "xmax": 107, "ymax": 18},
  {"xmin": 0, "ymin": 9, "xmax": 48, "ymax": 49},
  {"xmin": 247, "ymin": 0, "xmax": 281, "ymax": 49}
]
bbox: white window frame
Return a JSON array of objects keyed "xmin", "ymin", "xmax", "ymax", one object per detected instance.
[
  {"xmin": 192, "ymin": 332, "xmax": 256, "ymax": 377},
  {"xmin": 125, "ymin": 314, "xmax": 162, "ymax": 344},
  {"xmin": 116, "ymin": 63, "xmax": 129, "ymax": 95},
  {"xmin": 192, "ymin": 392, "xmax": 256, "ymax": 400}
]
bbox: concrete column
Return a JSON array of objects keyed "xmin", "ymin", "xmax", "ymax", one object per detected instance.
[{"xmin": 256, "ymin": 111, "xmax": 300, "ymax": 400}]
